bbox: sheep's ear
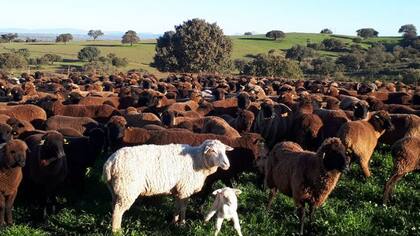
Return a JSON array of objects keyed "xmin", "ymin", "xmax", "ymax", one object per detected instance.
[
  {"xmin": 225, "ymin": 145, "xmax": 233, "ymax": 151},
  {"xmin": 204, "ymin": 145, "xmax": 213, "ymax": 155},
  {"xmin": 212, "ymin": 189, "xmax": 222, "ymax": 195},
  {"xmin": 374, "ymin": 114, "xmax": 380, "ymax": 119},
  {"xmin": 234, "ymin": 189, "xmax": 242, "ymax": 195},
  {"xmin": 64, "ymin": 139, "xmax": 70, "ymax": 145},
  {"xmin": 39, "ymin": 140, "xmax": 45, "ymax": 146}
]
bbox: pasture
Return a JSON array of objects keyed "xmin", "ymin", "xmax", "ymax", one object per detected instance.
[
  {"xmin": 0, "ymin": 33, "xmax": 401, "ymax": 76},
  {"xmin": 3, "ymin": 147, "xmax": 419, "ymax": 235}
]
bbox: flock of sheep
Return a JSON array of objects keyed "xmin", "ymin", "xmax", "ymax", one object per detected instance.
[{"xmin": 0, "ymin": 71, "xmax": 419, "ymax": 235}]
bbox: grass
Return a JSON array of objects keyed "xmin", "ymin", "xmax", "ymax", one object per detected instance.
[
  {"xmin": 2, "ymin": 146, "xmax": 419, "ymax": 235},
  {"xmin": 0, "ymin": 33, "xmax": 402, "ymax": 76}
]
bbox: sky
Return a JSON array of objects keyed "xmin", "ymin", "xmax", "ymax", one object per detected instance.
[{"xmin": 1, "ymin": 0, "xmax": 419, "ymax": 36}]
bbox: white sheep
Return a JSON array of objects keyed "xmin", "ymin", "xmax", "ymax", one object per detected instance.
[
  {"xmin": 103, "ymin": 139, "xmax": 233, "ymax": 233},
  {"xmin": 204, "ymin": 187, "xmax": 243, "ymax": 236}
]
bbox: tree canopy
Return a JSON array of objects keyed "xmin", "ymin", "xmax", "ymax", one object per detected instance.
[
  {"xmin": 265, "ymin": 30, "xmax": 286, "ymax": 40},
  {"xmin": 56, "ymin": 33, "xmax": 73, "ymax": 44},
  {"xmin": 88, "ymin": 30, "xmax": 104, "ymax": 40},
  {"xmin": 121, "ymin": 30, "xmax": 140, "ymax": 46}
]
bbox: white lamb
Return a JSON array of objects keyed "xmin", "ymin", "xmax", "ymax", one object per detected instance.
[
  {"xmin": 103, "ymin": 139, "xmax": 233, "ymax": 233},
  {"xmin": 205, "ymin": 187, "xmax": 243, "ymax": 236}
]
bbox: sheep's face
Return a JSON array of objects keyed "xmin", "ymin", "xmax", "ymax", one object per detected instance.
[
  {"xmin": 370, "ymin": 111, "xmax": 394, "ymax": 132},
  {"xmin": 236, "ymin": 110, "xmax": 255, "ymax": 132},
  {"xmin": 320, "ymin": 138, "xmax": 350, "ymax": 172},
  {"xmin": 202, "ymin": 139, "xmax": 232, "ymax": 170},
  {"xmin": 2, "ymin": 140, "xmax": 28, "ymax": 168},
  {"xmin": 237, "ymin": 92, "xmax": 251, "ymax": 110},
  {"xmin": 261, "ymin": 103, "xmax": 274, "ymax": 120},
  {"xmin": 0, "ymin": 123, "xmax": 12, "ymax": 144},
  {"xmin": 7, "ymin": 118, "xmax": 28, "ymax": 139},
  {"xmin": 39, "ymin": 131, "xmax": 66, "ymax": 163},
  {"xmin": 161, "ymin": 111, "xmax": 176, "ymax": 127},
  {"xmin": 353, "ymin": 101, "xmax": 369, "ymax": 120}
]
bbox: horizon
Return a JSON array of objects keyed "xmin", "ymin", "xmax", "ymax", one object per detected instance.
[{"xmin": 1, "ymin": 0, "xmax": 419, "ymax": 37}]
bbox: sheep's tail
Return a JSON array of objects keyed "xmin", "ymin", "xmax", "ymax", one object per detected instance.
[{"xmin": 102, "ymin": 153, "xmax": 116, "ymax": 183}]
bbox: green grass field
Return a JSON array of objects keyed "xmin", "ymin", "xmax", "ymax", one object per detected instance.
[
  {"xmin": 0, "ymin": 33, "xmax": 402, "ymax": 77},
  {"xmin": 2, "ymin": 146, "xmax": 419, "ymax": 235}
]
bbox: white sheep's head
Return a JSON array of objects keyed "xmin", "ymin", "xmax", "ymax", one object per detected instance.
[
  {"xmin": 201, "ymin": 139, "xmax": 232, "ymax": 170},
  {"xmin": 212, "ymin": 187, "xmax": 242, "ymax": 204}
]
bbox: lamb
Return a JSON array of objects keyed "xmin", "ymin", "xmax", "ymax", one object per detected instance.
[
  {"xmin": 338, "ymin": 110, "xmax": 394, "ymax": 177},
  {"xmin": 0, "ymin": 139, "xmax": 28, "ymax": 226},
  {"xmin": 103, "ymin": 139, "xmax": 233, "ymax": 232},
  {"xmin": 383, "ymin": 136, "xmax": 420, "ymax": 204},
  {"xmin": 204, "ymin": 187, "xmax": 243, "ymax": 236},
  {"xmin": 262, "ymin": 138, "xmax": 350, "ymax": 234}
]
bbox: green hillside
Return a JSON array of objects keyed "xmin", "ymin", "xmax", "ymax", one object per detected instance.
[{"xmin": 0, "ymin": 33, "xmax": 402, "ymax": 75}]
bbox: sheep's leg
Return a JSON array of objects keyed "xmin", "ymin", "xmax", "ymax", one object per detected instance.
[
  {"xmin": 383, "ymin": 173, "xmax": 404, "ymax": 204},
  {"xmin": 112, "ymin": 197, "xmax": 135, "ymax": 233},
  {"xmin": 297, "ymin": 206, "xmax": 306, "ymax": 235},
  {"xmin": 267, "ymin": 188, "xmax": 277, "ymax": 209},
  {"xmin": 173, "ymin": 197, "xmax": 187, "ymax": 225},
  {"xmin": 359, "ymin": 157, "xmax": 372, "ymax": 177},
  {"xmin": 204, "ymin": 203, "xmax": 217, "ymax": 222},
  {"xmin": 5, "ymin": 193, "xmax": 17, "ymax": 225},
  {"xmin": 214, "ymin": 217, "xmax": 223, "ymax": 236},
  {"xmin": 232, "ymin": 212, "xmax": 243, "ymax": 236},
  {"xmin": 0, "ymin": 194, "xmax": 5, "ymax": 226}
]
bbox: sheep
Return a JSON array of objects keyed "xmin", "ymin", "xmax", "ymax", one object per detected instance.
[
  {"xmin": 45, "ymin": 115, "xmax": 100, "ymax": 135},
  {"xmin": 314, "ymin": 109, "xmax": 350, "ymax": 141},
  {"xmin": 22, "ymin": 131, "xmax": 67, "ymax": 219},
  {"xmin": 0, "ymin": 104, "xmax": 47, "ymax": 128},
  {"xmin": 262, "ymin": 138, "xmax": 350, "ymax": 235},
  {"xmin": 0, "ymin": 123, "xmax": 12, "ymax": 144},
  {"xmin": 379, "ymin": 114, "xmax": 420, "ymax": 145},
  {"xmin": 383, "ymin": 136, "xmax": 420, "ymax": 204},
  {"xmin": 6, "ymin": 117, "xmax": 35, "ymax": 139},
  {"xmin": 0, "ymin": 139, "xmax": 28, "ymax": 226},
  {"xmin": 338, "ymin": 110, "xmax": 394, "ymax": 177},
  {"xmin": 220, "ymin": 109, "xmax": 255, "ymax": 133},
  {"xmin": 204, "ymin": 187, "xmax": 243, "ymax": 236},
  {"xmin": 103, "ymin": 139, "xmax": 233, "ymax": 232}
]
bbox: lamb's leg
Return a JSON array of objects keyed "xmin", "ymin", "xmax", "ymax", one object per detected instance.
[
  {"xmin": 383, "ymin": 173, "xmax": 404, "ymax": 204},
  {"xmin": 297, "ymin": 205, "xmax": 306, "ymax": 235},
  {"xmin": 5, "ymin": 192, "xmax": 17, "ymax": 225},
  {"xmin": 215, "ymin": 217, "xmax": 224, "ymax": 236},
  {"xmin": 267, "ymin": 188, "xmax": 277, "ymax": 209},
  {"xmin": 204, "ymin": 203, "xmax": 218, "ymax": 222},
  {"xmin": 0, "ymin": 194, "xmax": 5, "ymax": 226},
  {"xmin": 232, "ymin": 212, "xmax": 243, "ymax": 236}
]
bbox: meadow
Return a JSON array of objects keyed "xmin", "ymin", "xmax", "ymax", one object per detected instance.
[
  {"xmin": 0, "ymin": 33, "xmax": 401, "ymax": 76},
  {"xmin": 2, "ymin": 146, "xmax": 419, "ymax": 236}
]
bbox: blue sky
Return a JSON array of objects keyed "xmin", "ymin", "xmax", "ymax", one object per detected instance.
[{"xmin": 2, "ymin": 0, "xmax": 419, "ymax": 36}]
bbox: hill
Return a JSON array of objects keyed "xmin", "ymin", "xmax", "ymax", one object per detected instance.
[{"xmin": 0, "ymin": 33, "xmax": 403, "ymax": 76}]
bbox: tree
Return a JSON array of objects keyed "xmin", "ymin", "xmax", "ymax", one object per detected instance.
[
  {"xmin": 78, "ymin": 46, "xmax": 101, "ymax": 62},
  {"xmin": 121, "ymin": 30, "xmax": 140, "ymax": 46},
  {"xmin": 0, "ymin": 53, "xmax": 27, "ymax": 69},
  {"xmin": 56, "ymin": 33, "xmax": 73, "ymax": 44},
  {"xmin": 153, "ymin": 18, "xmax": 233, "ymax": 72},
  {"xmin": 88, "ymin": 30, "xmax": 104, "ymax": 40},
  {"xmin": 398, "ymin": 24, "xmax": 417, "ymax": 36},
  {"xmin": 336, "ymin": 52, "xmax": 365, "ymax": 71},
  {"xmin": 320, "ymin": 28, "xmax": 333, "ymax": 34},
  {"xmin": 311, "ymin": 57, "xmax": 338, "ymax": 75},
  {"xmin": 1, "ymin": 33, "xmax": 18, "ymax": 43},
  {"xmin": 42, "ymin": 54, "xmax": 62, "ymax": 64},
  {"xmin": 265, "ymin": 30, "xmax": 286, "ymax": 40},
  {"xmin": 244, "ymin": 32, "xmax": 253, "ymax": 36},
  {"xmin": 241, "ymin": 53, "xmax": 303, "ymax": 79},
  {"xmin": 321, "ymin": 38, "xmax": 346, "ymax": 51},
  {"xmin": 356, "ymin": 28, "xmax": 379, "ymax": 39},
  {"xmin": 285, "ymin": 45, "xmax": 316, "ymax": 61}
]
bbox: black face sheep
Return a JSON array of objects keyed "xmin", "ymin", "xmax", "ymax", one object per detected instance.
[
  {"xmin": 338, "ymin": 110, "xmax": 394, "ymax": 177},
  {"xmin": 262, "ymin": 138, "xmax": 350, "ymax": 234},
  {"xmin": 0, "ymin": 139, "xmax": 28, "ymax": 226},
  {"xmin": 103, "ymin": 139, "xmax": 233, "ymax": 233},
  {"xmin": 23, "ymin": 131, "xmax": 67, "ymax": 219},
  {"xmin": 204, "ymin": 187, "xmax": 243, "ymax": 236},
  {"xmin": 383, "ymin": 136, "xmax": 420, "ymax": 205}
]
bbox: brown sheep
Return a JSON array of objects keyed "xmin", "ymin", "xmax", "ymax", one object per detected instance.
[
  {"xmin": 123, "ymin": 112, "xmax": 162, "ymax": 128},
  {"xmin": 379, "ymin": 114, "xmax": 420, "ymax": 145},
  {"xmin": 0, "ymin": 139, "xmax": 28, "ymax": 225},
  {"xmin": 45, "ymin": 115, "xmax": 100, "ymax": 135},
  {"xmin": 202, "ymin": 116, "xmax": 241, "ymax": 138},
  {"xmin": 262, "ymin": 138, "xmax": 350, "ymax": 234},
  {"xmin": 338, "ymin": 111, "xmax": 394, "ymax": 177},
  {"xmin": 220, "ymin": 109, "xmax": 255, "ymax": 133},
  {"xmin": 6, "ymin": 118, "xmax": 35, "ymax": 139},
  {"xmin": 0, "ymin": 104, "xmax": 47, "ymax": 127},
  {"xmin": 314, "ymin": 109, "xmax": 350, "ymax": 141},
  {"xmin": 78, "ymin": 96, "xmax": 120, "ymax": 108},
  {"xmin": 383, "ymin": 136, "xmax": 420, "ymax": 204}
]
